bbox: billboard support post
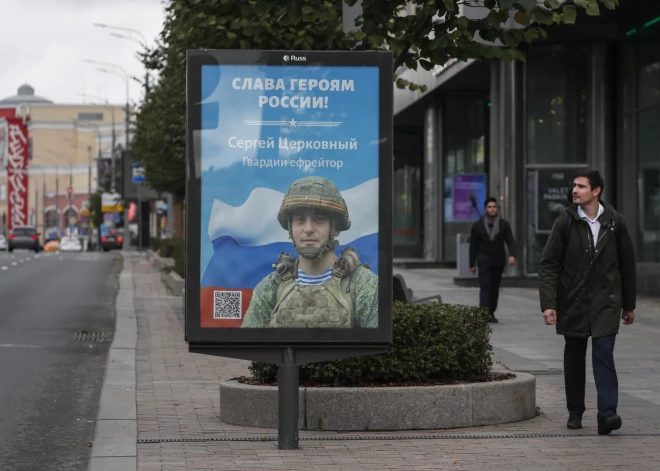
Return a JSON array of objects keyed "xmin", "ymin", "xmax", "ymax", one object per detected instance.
[{"xmin": 278, "ymin": 347, "xmax": 299, "ymax": 450}]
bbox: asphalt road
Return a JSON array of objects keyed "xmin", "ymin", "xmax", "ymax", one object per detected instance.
[{"xmin": 0, "ymin": 249, "xmax": 121, "ymax": 471}]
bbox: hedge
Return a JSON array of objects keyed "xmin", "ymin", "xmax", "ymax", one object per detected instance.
[
  {"xmin": 160, "ymin": 238, "xmax": 185, "ymax": 279},
  {"xmin": 248, "ymin": 301, "xmax": 493, "ymax": 386}
]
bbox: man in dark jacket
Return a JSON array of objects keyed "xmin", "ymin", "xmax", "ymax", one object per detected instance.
[
  {"xmin": 469, "ymin": 197, "xmax": 517, "ymax": 323},
  {"xmin": 538, "ymin": 167, "xmax": 636, "ymax": 436}
]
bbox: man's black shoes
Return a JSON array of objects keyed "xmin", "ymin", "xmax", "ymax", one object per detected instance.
[
  {"xmin": 567, "ymin": 413, "xmax": 583, "ymax": 429},
  {"xmin": 598, "ymin": 415, "xmax": 622, "ymax": 435}
]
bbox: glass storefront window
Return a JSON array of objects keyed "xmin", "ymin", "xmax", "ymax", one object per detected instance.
[
  {"xmin": 526, "ymin": 45, "xmax": 589, "ymax": 165},
  {"xmin": 525, "ymin": 44, "xmax": 589, "ymax": 273},
  {"xmin": 393, "ymin": 129, "xmax": 423, "ymax": 258},
  {"xmin": 638, "ymin": 43, "xmax": 660, "ymax": 108},
  {"xmin": 442, "ymin": 98, "xmax": 487, "ymax": 261},
  {"xmin": 637, "ymin": 101, "xmax": 660, "ymax": 262}
]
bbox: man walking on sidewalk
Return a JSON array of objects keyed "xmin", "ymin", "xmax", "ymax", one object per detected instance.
[
  {"xmin": 469, "ymin": 197, "xmax": 517, "ymax": 323},
  {"xmin": 538, "ymin": 167, "xmax": 637, "ymax": 435}
]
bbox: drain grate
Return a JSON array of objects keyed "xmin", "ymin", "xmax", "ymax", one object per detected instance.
[
  {"xmin": 137, "ymin": 431, "xmax": 660, "ymax": 444},
  {"xmin": 73, "ymin": 331, "xmax": 112, "ymax": 342}
]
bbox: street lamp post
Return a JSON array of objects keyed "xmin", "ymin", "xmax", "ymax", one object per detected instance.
[{"xmin": 83, "ymin": 59, "xmax": 130, "ymax": 193}]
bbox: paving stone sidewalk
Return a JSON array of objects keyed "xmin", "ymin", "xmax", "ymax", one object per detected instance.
[{"xmin": 131, "ymin": 253, "xmax": 660, "ymax": 470}]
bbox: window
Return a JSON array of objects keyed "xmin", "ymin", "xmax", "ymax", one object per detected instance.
[
  {"xmin": 443, "ymin": 98, "xmax": 487, "ymax": 261},
  {"xmin": 393, "ymin": 129, "xmax": 423, "ymax": 258},
  {"xmin": 78, "ymin": 112, "xmax": 104, "ymax": 121},
  {"xmin": 636, "ymin": 39, "xmax": 660, "ymax": 262},
  {"xmin": 526, "ymin": 45, "xmax": 589, "ymax": 165},
  {"xmin": 524, "ymin": 44, "xmax": 589, "ymax": 273}
]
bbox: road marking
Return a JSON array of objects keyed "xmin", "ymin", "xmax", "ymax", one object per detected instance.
[
  {"xmin": 11, "ymin": 262, "xmax": 17, "ymax": 266},
  {"xmin": 25, "ymin": 257, "xmax": 31, "ymax": 261},
  {"xmin": 0, "ymin": 344, "xmax": 44, "ymax": 348},
  {"xmin": 1, "ymin": 266, "xmax": 7, "ymax": 270}
]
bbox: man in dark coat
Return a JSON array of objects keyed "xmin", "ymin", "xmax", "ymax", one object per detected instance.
[
  {"xmin": 469, "ymin": 197, "xmax": 517, "ymax": 323},
  {"xmin": 538, "ymin": 167, "xmax": 637, "ymax": 436}
]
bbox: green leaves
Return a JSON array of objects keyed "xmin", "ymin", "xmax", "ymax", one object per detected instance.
[
  {"xmin": 514, "ymin": 10, "xmax": 531, "ymax": 26},
  {"xmin": 442, "ymin": 0, "xmax": 457, "ymax": 13},
  {"xmin": 513, "ymin": 0, "xmax": 537, "ymax": 13},
  {"xmin": 531, "ymin": 5, "xmax": 554, "ymax": 24},
  {"xmin": 562, "ymin": 5, "xmax": 578, "ymax": 24}
]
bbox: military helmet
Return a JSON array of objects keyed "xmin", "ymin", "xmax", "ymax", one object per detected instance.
[{"xmin": 277, "ymin": 177, "xmax": 351, "ymax": 231}]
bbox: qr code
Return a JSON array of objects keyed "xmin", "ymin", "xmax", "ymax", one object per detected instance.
[{"xmin": 213, "ymin": 291, "xmax": 242, "ymax": 319}]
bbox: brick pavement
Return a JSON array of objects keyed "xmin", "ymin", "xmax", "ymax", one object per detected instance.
[{"xmin": 131, "ymin": 253, "xmax": 660, "ymax": 470}]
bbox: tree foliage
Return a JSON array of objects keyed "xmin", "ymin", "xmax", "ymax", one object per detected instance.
[{"xmin": 133, "ymin": 0, "xmax": 618, "ymax": 198}]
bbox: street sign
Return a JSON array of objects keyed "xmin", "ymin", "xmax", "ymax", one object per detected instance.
[
  {"xmin": 67, "ymin": 186, "xmax": 73, "ymax": 195},
  {"xmin": 132, "ymin": 163, "xmax": 146, "ymax": 184}
]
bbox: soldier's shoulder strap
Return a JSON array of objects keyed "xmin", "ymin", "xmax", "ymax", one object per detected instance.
[
  {"xmin": 273, "ymin": 252, "xmax": 298, "ymax": 281},
  {"xmin": 332, "ymin": 247, "xmax": 370, "ymax": 280}
]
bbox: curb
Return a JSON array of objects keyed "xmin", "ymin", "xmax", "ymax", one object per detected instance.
[
  {"xmin": 88, "ymin": 252, "xmax": 138, "ymax": 471},
  {"xmin": 147, "ymin": 250, "xmax": 184, "ymax": 296},
  {"xmin": 220, "ymin": 373, "xmax": 536, "ymax": 431}
]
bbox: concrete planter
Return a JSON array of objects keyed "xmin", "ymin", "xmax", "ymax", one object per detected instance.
[
  {"xmin": 220, "ymin": 373, "xmax": 536, "ymax": 431},
  {"xmin": 161, "ymin": 270, "xmax": 184, "ymax": 296}
]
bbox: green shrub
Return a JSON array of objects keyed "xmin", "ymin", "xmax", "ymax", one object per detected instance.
[
  {"xmin": 248, "ymin": 301, "xmax": 493, "ymax": 386},
  {"xmin": 151, "ymin": 237, "xmax": 161, "ymax": 251},
  {"xmin": 158, "ymin": 238, "xmax": 185, "ymax": 278}
]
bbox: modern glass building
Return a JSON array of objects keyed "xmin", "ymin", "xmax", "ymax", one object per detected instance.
[{"xmin": 393, "ymin": 1, "xmax": 660, "ymax": 295}]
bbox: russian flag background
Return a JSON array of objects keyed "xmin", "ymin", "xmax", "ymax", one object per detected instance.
[{"xmin": 199, "ymin": 63, "xmax": 380, "ymax": 327}]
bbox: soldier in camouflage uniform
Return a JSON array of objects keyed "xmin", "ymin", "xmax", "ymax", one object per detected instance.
[{"xmin": 241, "ymin": 176, "xmax": 379, "ymax": 328}]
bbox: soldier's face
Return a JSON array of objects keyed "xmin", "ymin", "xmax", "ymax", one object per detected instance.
[{"xmin": 291, "ymin": 210, "xmax": 336, "ymax": 248}]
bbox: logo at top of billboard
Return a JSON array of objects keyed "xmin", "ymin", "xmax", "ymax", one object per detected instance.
[
  {"xmin": 199, "ymin": 63, "xmax": 380, "ymax": 329},
  {"xmin": 283, "ymin": 54, "xmax": 306, "ymax": 62}
]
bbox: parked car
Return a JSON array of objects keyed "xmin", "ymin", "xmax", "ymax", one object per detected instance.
[
  {"xmin": 59, "ymin": 236, "xmax": 83, "ymax": 252},
  {"xmin": 0, "ymin": 234, "xmax": 6, "ymax": 250},
  {"xmin": 101, "ymin": 229, "xmax": 124, "ymax": 252},
  {"xmin": 8, "ymin": 226, "xmax": 41, "ymax": 252}
]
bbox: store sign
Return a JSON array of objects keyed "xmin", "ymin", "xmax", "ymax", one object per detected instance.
[
  {"xmin": 0, "ymin": 118, "xmax": 8, "ymax": 167},
  {"xmin": 536, "ymin": 169, "xmax": 572, "ymax": 233},
  {"xmin": 5, "ymin": 117, "xmax": 29, "ymax": 232},
  {"xmin": 185, "ymin": 49, "xmax": 393, "ymax": 350}
]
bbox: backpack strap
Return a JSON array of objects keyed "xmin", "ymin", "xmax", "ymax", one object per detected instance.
[{"xmin": 562, "ymin": 212, "xmax": 572, "ymax": 250}]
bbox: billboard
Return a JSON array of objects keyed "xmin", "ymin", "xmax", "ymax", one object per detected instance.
[
  {"xmin": 451, "ymin": 174, "xmax": 487, "ymax": 222},
  {"xmin": 185, "ymin": 50, "xmax": 393, "ymax": 346}
]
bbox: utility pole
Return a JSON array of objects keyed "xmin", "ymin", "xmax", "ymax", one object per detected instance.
[
  {"xmin": 87, "ymin": 145, "xmax": 92, "ymax": 251},
  {"xmin": 69, "ymin": 163, "xmax": 73, "ymax": 235},
  {"xmin": 42, "ymin": 177, "xmax": 46, "ymax": 244},
  {"xmin": 56, "ymin": 167, "xmax": 60, "ymax": 235},
  {"xmin": 110, "ymin": 105, "xmax": 117, "ymax": 193}
]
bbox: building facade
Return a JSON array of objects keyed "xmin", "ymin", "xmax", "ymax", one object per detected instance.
[
  {"xmin": 393, "ymin": 1, "xmax": 660, "ymax": 295},
  {"xmin": 0, "ymin": 84, "xmax": 128, "ymax": 240}
]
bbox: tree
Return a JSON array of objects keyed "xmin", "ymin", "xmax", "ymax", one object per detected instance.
[{"xmin": 133, "ymin": 0, "xmax": 618, "ymax": 211}]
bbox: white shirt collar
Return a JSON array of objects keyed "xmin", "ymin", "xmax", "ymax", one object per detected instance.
[{"xmin": 577, "ymin": 202, "xmax": 604, "ymax": 223}]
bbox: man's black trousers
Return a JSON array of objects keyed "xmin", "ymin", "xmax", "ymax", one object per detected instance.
[
  {"xmin": 477, "ymin": 262, "xmax": 504, "ymax": 316},
  {"xmin": 564, "ymin": 334, "xmax": 618, "ymax": 421}
]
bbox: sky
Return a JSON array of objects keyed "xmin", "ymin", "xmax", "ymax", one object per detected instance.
[{"xmin": 0, "ymin": 0, "xmax": 168, "ymax": 107}]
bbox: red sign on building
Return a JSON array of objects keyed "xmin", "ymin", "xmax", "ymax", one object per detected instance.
[{"xmin": 1, "ymin": 108, "xmax": 29, "ymax": 233}]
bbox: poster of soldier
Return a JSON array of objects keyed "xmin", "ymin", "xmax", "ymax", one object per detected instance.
[{"xmin": 186, "ymin": 50, "xmax": 392, "ymax": 342}]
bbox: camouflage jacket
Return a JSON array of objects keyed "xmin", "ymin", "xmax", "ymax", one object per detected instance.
[{"xmin": 241, "ymin": 265, "xmax": 379, "ymax": 328}]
